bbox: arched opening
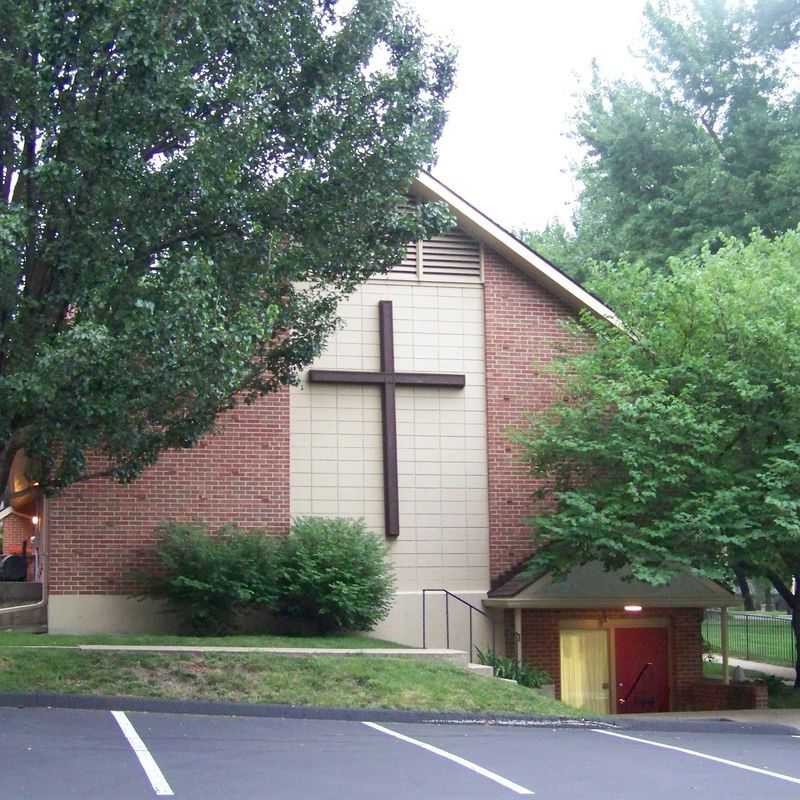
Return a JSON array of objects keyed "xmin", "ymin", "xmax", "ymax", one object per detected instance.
[{"xmin": 0, "ymin": 451, "xmax": 46, "ymax": 628}]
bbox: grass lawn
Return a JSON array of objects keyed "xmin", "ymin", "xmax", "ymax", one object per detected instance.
[
  {"xmin": 0, "ymin": 631, "xmax": 405, "ymax": 649},
  {"xmin": 0, "ymin": 648, "xmax": 575, "ymax": 717},
  {"xmin": 702, "ymin": 613, "xmax": 796, "ymax": 667},
  {"xmin": 702, "ymin": 660, "xmax": 800, "ymax": 709}
]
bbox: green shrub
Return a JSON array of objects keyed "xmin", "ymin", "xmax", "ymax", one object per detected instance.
[
  {"xmin": 143, "ymin": 522, "xmax": 280, "ymax": 634},
  {"xmin": 475, "ymin": 647, "xmax": 552, "ymax": 688},
  {"xmin": 758, "ymin": 673, "xmax": 787, "ymax": 693},
  {"xmin": 273, "ymin": 517, "xmax": 394, "ymax": 633},
  {"xmin": 140, "ymin": 517, "xmax": 393, "ymax": 635}
]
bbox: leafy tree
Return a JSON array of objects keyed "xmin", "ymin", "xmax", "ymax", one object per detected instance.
[
  {"xmin": 0, "ymin": 0, "xmax": 454, "ymax": 498},
  {"xmin": 513, "ymin": 230, "xmax": 800, "ymax": 685},
  {"xmin": 523, "ymin": 0, "xmax": 800, "ymax": 279},
  {"xmin": 520, "ymin": 221, "xmax": 586, "ymax": 282}
]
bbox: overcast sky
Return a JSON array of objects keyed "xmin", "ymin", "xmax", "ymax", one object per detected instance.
[{"xmin": 407, "ymin": 0, "xmax": 650, "ymax": 232}]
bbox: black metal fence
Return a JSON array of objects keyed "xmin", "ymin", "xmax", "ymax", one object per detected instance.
[{"xmin": 702, "ymin": 608, "xmax": 796, "ymax": 667}]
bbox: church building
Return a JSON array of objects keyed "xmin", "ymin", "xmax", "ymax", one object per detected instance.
[{"xmin": 2, "ymin": 173, "xmax": 756, "ymax": 714}]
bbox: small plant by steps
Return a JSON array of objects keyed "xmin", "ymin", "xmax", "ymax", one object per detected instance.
[{"xmin": 475, "ymin": 647, "xmax": 552, "ymax": 688}]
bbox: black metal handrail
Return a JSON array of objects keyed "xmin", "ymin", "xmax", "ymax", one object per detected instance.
[
  {"xmin": 421, "ymin": 588, "xmax": 496, "ymax": 664},
  {"xmin": 620, "ymin": 662, "xmax": 652, "ymax": 706}
]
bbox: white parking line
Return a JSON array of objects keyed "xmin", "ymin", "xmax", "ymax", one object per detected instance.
[
  {"xmin": 363, "ymin": 721, "xmax": 534, "ymax": 795},
  {"xmin": 111, "ymin": 710, "xmax": 174, "ymax": 796},
  {"xmin": 594, "ymin": 729, "xmax": 800, "ymax": 785}
]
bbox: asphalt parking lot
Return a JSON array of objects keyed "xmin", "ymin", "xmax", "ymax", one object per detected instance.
[{"xmin": 1, "ymin": 706, "xmax": 799, "ymax": 799}]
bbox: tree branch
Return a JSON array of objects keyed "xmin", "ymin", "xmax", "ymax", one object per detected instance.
[{"xmin": 699, "ymin": 107, "xmax": 723, "ymax": 154}]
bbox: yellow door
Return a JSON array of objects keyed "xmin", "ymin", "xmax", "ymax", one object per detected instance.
[{"xmin": 559, "ymin": 629, "xmax": 610, "ymax": 714}]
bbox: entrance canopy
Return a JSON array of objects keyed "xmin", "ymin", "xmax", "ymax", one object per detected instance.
[{"xmin": 484, "ymin": 562, "xmax": 738, "ymax": 610}]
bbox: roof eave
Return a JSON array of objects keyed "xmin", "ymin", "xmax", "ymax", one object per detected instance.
[
  {"xmin": 483, "ymin": 596, "xmax": 741, "ymax": 610},
  {"xmin": 411, "ymin": 172, "xmax": 622, "ymax": 328}
]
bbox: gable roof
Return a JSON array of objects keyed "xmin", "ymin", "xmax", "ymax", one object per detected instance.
[
  {"xmin": 411, "ymin": 172, "xmax": 621, "ymax": 327},
  {"xmin": 484, "ymin": 561, "xmax": 737, "ymax": 609}
]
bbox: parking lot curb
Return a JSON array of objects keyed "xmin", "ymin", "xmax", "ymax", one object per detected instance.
[
  {"xmin": 0, "ymin": 692, "xmax": 795, "ymax": 735},
  {"xmin": 0, "ymin": 691, "xmax": 600, "ymax": 726}
]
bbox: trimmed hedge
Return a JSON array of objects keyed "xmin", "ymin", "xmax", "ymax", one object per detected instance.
[
  {"xmin": 274, "ymin": 517, "xmax": 395, "ymax": 633},
  {"xmin": 141, "ymin": 517, "xmax": 394, "ymax": 634},
  {"xmin": 142, "ymin": 522, "xmax": 280, "ymax": 633}
]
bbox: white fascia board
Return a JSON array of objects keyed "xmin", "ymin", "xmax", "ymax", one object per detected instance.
[
  {"xmin": 411, "ymin": 172, "xmax": 622, "ymax": 328},
  {"xmin": 483, "ymin": 596, "xmax": 741, "ymax": 610}
]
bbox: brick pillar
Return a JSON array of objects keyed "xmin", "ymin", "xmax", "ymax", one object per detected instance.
[
  {"xmin": 671, "ymin": 607, "xmax": 705, "ymax": 709},
  {"xmin": 520, "ymin": 609, "xmax": 562, "ymax": 695}
]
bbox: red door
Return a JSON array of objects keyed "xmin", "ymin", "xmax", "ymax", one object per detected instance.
[{"xmin": 614, "ymin": 627, "xmax": 670, "ymax": 714}]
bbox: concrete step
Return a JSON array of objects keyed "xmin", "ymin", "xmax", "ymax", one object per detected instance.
[
  {"xmin": 467, "ymin": 662, "xmax": 495, "ymax": 678},
  {"xmin": 0, "ymin": 582, "xmax": 43, "ymax": 604},
  {"xmin": 0, "ymin": 624, "xmax": 47, "ymax": 634},
  {"xmin": 0, "ymin": 603, "xmax": 47, "ymax": 630}
]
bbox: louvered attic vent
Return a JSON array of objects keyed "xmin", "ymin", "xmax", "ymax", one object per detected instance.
[
  {"xmin": 391, "ymin": 240, "xmax": 420, "ymax": 278},
  {"xmin": 423, "ymin": 230, "xmax": 481, "ymax": 280},
  {"xmin": 386, "ymin": 227, "xmax": 482, "ymax": 283}
]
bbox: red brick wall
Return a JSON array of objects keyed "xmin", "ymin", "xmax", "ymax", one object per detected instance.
[
  {"xmin": 684, "ymin": 680, "xmax": 769, "ymax": 710},
  {"xmin": 520, "ymin": 609, "xmax": 562, "ymax": 690},
  {"xmin": 47, "ymin": 389, "xmax": 290, "ymax": 595},
  {"xmin": 671, "ymin": 607, "xmax": 705, "ymax": 708},
  {"xmin": 482, "ymin": 248, "xmax": 581, "ymax": 582},
  {"xmin": 519, "ymin": 607, "xmax": 706, "ymax": 711},
  {"xmin": 1, "ymin": 514, "xmax": 32, "ymax": 556}
]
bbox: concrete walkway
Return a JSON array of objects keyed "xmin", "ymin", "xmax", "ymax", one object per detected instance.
[
  {"xmin": 635, "ymin": 707, "xmax": 800, "ymax": 732},
  {"xmin": 711, "ymin": 654, "xmax": 796, "ymax": 683},
  {"xmin": 82, "ymin": 644, "xmax": 470, "ymax": 666},
  {"xmin": 4, "ymin": 643, "xmax": 472, "ymax": 667}
]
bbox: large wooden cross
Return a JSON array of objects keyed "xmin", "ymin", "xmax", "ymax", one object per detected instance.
[{"xmin": 308, "ymin": 300, "xmax": 466, "ymax": 537}]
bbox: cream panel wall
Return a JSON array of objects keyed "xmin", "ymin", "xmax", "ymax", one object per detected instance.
[{"xmin": 290, "ymin": 281, "xmax": 489, "ymax": 600}]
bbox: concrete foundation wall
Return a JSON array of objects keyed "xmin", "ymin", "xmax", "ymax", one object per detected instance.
[
  {"xmin": 48, "ymin": 595, "xmax": 179, "ymax": 634},
  {"xmin": 0, "ymin": 583, "xmax": 42, "ymax": 604},
  {"xmin": 0, "ymin": 603, "xmax": 47, "ymax": 629},
  {"xmin": 370, "ymin": 590, "xmax": 500, "ymax": 653},
  {"xmin": 47, "ymin": 590, "xmax": 502, "ymax": 655}
]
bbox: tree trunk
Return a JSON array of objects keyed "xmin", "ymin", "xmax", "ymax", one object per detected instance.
[
  {"xmin": 734, "ymin": 566, "xmax": 755, "ymax": 611},
  {"xmin": 765, "ymin": 570, "xmax": 799, "ymax": 688},
  {"xmin": 0, "ymin": 438, "xmax": 17, "ymax": 503}
]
